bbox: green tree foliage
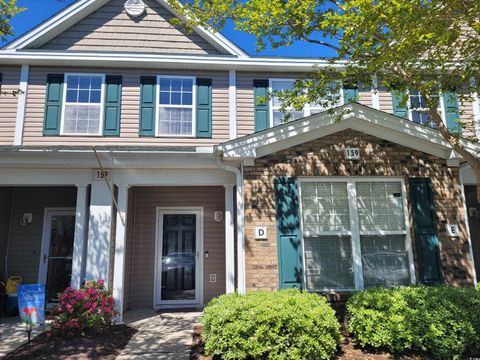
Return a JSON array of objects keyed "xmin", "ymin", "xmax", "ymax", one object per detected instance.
[
  {"xmin": 168, "ymin": 0, "xmax": 480, "ymax": 197},
  {"xmin": 0, "ymin": 0, "xmax": 23, "ymax": 42}
]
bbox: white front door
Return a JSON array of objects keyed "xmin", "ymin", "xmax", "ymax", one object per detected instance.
[
  {"xmin": 155, "ymin": 208, "xmax": 203, "ymax": 307},
  {"xmin": 39, "ymin": 209, "xmax": 76, "ymax": 302}
]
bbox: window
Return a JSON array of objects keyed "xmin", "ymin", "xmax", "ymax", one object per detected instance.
[
  {"xmin": 300, "ymin": 178, "xmax": 413, "ymax": 291},
  {"xmin": 62, "ymin": 74, "xmax": 105, "ymax": 135},
  {"xmin": 270, "ymin": 79, "xmax": 340, "ymax": 126},
  {"xmin": 408, "ymin": 90, "xmax": 441, "ymax": 128},
  {"xmin": 157, "ymin": 76, "xmax": 195, "ymax": 136}
]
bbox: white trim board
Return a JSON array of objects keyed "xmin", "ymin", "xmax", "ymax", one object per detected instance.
[
  {"xmin": 13, "ymin": 65, "xmax": 29, "ymax": 146},
  {"xmin": 4, "ymin": 0, "xmax": 246, "ymax": 57},
  {"xmin": 217, "ymin": 103, "xmax": 480, "ymax": 161}
]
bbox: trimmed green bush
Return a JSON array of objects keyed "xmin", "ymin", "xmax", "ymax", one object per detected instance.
[
  {"xmin": 201, "ymin": 289, "xmax": 342, "ymax": 360},
  {"xmin": 347, "ymin": 286, "xmax": 480, "ymax": 359}
]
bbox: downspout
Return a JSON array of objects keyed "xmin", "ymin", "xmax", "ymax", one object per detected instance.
[{"xmin": 215, "ymin": 151, "xmax": 246, "ymax": 294}]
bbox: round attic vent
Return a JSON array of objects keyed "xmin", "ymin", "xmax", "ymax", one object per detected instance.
[{"xmin": 124, "ymin": 0, "xmax": 146, "ymax": 17}]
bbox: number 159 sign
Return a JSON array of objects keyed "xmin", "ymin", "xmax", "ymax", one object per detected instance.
[
  {"xmin": 93, "ymin": 169, "xmax": 112, "ymax": 181},
  {"xmin": 345, "ymin": 148, "xmax": 361, "ymax": 160}
]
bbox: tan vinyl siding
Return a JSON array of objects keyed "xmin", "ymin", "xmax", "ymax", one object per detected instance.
[
  {"xmin": 0, "ymin": 66, "xmax": 20, "ymax": 145},
  {"xmin": 378, "ymin": 87, "xmax": 394, "ymax": 114},
  {"xmin": 38, "ymin": 0, "xmax": 225, "ymax": 55},
  {"xmin": 128, "ymin": 186, "xmax": 225, "ymax": 308},
  {"xmin": 0, "ymin": 188, "xmax": 12, "ymax": 280},
  {"xmin": 358, "ymin": 86, "xmax": 373, "ymax": 107},
  {"xmin": 459, "ymin": 98, "xmax": 477, "ymax": 139},
  {"xmin": 23, "ymin": 66, "xmax": 229, "ymax": 146},
  {"xmin": 6, "ymin": 187, "xmax": 77, "ymax": 284}
]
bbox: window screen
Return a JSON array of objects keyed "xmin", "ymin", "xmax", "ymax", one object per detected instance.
[
  {"xmin": 63, "ymin": 74, "xmax": 103, "ymax": 135},
  {"xmin": 158, "ymin": 77, "xmax": 194, "ymax": 136}
]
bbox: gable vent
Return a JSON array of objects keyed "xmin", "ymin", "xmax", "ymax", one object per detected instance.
[{"xmin": 124, "ymin": 0, "xmax": 146, "ymax": 17}]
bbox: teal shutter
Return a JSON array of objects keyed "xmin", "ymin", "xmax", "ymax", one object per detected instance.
[
  {"xmin": 43, "ymin": 74, "xmax": 64, "ymax": 136},
  {"xmin": 392, "ymin": 90, "xmax": 409, "ymax": 118},
  {"xmin": 274, "ymin": 177, "xmax": 303, "ymax": 289},
  {"xmin": 139, "ymin": 76, "xmax": 156, "ymax": 137},
  {"xmin": 103, "ymin": 75, "xmax": 122, "ymax": 136},
  {"xmin": 196, "ymin": 78, "xmax": 212, "ymax": 138},
  {"xmin": 254, "ymin": 79, "xmax": 269, "ymax": 132},
  {"xmin": 343, "ymin": 85, "xmax": 358, "ymax": 103},
  {"xmin": 409, "ymin": 178, "xmax": 444, "ymax": 285},
  {"xmin": 443, "ymin": 91, "xmax": 461, "ymax": 133}
]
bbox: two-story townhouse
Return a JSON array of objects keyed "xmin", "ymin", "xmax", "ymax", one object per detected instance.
[{"xmin": 0, "ymin": 0, "xmax": 479, "ymax": 320}]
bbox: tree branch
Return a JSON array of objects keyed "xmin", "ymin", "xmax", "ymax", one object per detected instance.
[{"xmin": 300, "ymin": 35, "xmax": 342, "ymax": 52}]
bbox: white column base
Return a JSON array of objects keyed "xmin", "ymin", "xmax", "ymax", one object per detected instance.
[{"xmin": 71, "ymin": 184, "xmax": 88, "ymax": 289}]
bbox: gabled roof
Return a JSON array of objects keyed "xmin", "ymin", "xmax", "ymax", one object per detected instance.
[
  {"xmin": 217, "ymin": 103, "xmax": 480, "ymax": 162},
  {"xmin": 4, "ymin": 0, "xmax": 247, "ymax": 57}
]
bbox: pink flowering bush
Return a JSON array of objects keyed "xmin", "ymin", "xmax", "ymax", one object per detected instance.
[{"xmin": 50, "ymin": 280, "xmax": 118, "ymax": 337}]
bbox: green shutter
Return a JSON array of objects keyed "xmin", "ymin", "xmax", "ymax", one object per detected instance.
[
  {"xmin": 343, "ymin": 85, "xmax": 358, "ymax": 103},
  {"xmin": 409, "ymin": 178, "xmax": 444, "ymax": 285},
  {"xmin": 254, "ymin": 79, "xmax": 269, "ymax": 132},
  {"xmin": 103, "ymin": 75, "xmax": 122, "ymax": 136},
  {"xmin": 443, "ymin": 91, "xmax": 461, "ymax": 133},
  {"xmin": 139, "ymin": 76, "xmax": 156, "ymax": 137},
  {"xmin": 43, "ymin": 74, "xmax": 64, "ymax": 136},
  {"xmin": 275, "ymin": 177, "xmax": 303, "ymax": 289},
  {"xmin": 196, "ymin": 78, "xmax": 212, "ymax": 138},
  {"xmin": 392, "ymin": 90, "xmax": 409, "ymax": 119}
]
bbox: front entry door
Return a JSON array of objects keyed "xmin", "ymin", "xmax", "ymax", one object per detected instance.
[
  {"xmin": 39, "ymin": 209, "xmax": 75, "ymax": 302},
  {"xmin": 155, "ymin": 209, "xmax": 202, "ymax": 307}
]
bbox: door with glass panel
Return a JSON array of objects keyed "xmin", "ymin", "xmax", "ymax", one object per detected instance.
[
  {"xmin": 39, "ymin": 210, "xmax": 76, "ymax": 303},
  {"xmin": 155, "ymin": 210, "xmax": 201, "ymax": 306},
  {"xmin": 300, "ymin": 179, "xmax": 412, "ymax": 291}
]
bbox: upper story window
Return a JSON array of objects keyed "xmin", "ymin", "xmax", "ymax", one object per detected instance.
[
  {"xmin": 62, "ymin": 74, "xmax": 105, "ymax": 135},
  {"xmin": 408, "ymin": 90, "xmax": 440, "ymax": 128},
  {"xmin": 270, "ymin": 79, "xmax": 340, "ymax": 126},
  {"xmin": 157, "ymin": 76, "xmax": 195, "ymax": 136}
]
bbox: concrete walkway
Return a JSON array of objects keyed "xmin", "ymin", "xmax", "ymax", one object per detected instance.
[
  {"xmin": 0, "ymin": 317, "xmax": 44, "ymax": 357},
  {"xmin": 118, "ymin": 309, "xmax": 202, "ymax": 360}
]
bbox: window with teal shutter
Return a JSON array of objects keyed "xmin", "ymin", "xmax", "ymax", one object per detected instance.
[
  {"xmin": 196, "ymin": 78, "xmax": 212, "ymax": 138},
  {"xmin": 254, "ymin": 80, "xmax": 269, "ymax": 132},
  {"xmin": 409, "ymin": 178, "xmax": 444, "ymax": 285},
  {"xmin": 139, "ymin": 76, "xmax": 156, "ymax": 137},
  {"xmin": 103, "ymin": 75, "xmax": 122, "ymax": 136},
  {"xmin": 43, "ymin": 74, "xmax": 64, "ymax": 136},
  {"xmin": 443, "ymin": 91, "xmax": 461, "ymax": 133},
  {"xmin": 274, "ymin": 177, "xmax": 303, "ymax": 289},
  {"xmin": 343, "ymin": 84, "xmax": 358, "ymax": 103},
  {"xmin": 392, "ymin": 90, "xmax": 408, "ymax": 118}
]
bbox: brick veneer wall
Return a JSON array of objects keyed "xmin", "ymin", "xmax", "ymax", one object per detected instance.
[{"xmin": 243, "ymin": 129, "xmax": 475, "ymax": 291}]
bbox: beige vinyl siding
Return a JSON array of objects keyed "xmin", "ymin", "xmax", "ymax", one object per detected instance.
[
  {"xmin": 378, "ymin": 87, "xmax": 394, "ymax": 114},
  {"xmin": 38, "ymin": 0, "xmax": 225, "ymax": 55},
  {"xmin": 23, "ymin": 67, "xmax": 229, "ymax": 146},
  {"xmin": 0, "ymin": 66, "xmax": 21, "ymax": 145},
  {"xmin": 128, "ymin": 186, "xmax": 225, "ymax": 308},
  {"xmin": 0, "ymin": 188, "xmax": 13, "ymax": 280},
  {"xmin": 6, "ymin": 187, "xmax": 77, "ymax": 284},
  {"xmin": 459, "ymin": 97, "xmax": 477, "ymax": 139},
  {"xmin": 358, "ymin": 86, "xmax": 373, "ymax": 107}
]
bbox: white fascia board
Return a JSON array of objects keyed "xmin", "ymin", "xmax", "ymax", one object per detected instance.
[
  {"xmin": 219, "ymin": 104, "xmax": 480, "ymax": 160},
  {"xmin": 5, "ymin": 0, "xmax": 246, "ymax": 57},
  {"xmin": 0, "ymin": 50, "xmax": 342, "ymax": 72},
  {"xmin": 5, "ymin": 0, "xmax": 109, "ymax": 50}
]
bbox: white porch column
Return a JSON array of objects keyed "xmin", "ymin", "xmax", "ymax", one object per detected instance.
[
  {"xmin": 236, "ymin": 166, "xmax": 246, "ymax": 294},
  {"xmin": 71, "ymin": 184, "xmax": 88, "ymax": 289},
  {"xmin": 85, "ymin": 181, "xmax": 114, "ymax": 285},
  {"xmin": 113, "ymin": 184, "xmax": 129, "ymax": 321},
  {"xmin": 224, "ymin": 184, "xmax": 235, "ymax": 293}
]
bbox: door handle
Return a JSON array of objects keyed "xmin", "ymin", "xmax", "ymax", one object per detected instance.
[{"xmin": 43, "ymin": 254, "xmax": 48, "ymax": 263}]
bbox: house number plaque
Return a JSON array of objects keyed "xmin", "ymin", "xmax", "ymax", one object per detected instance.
[{"xmin": 345, "ymin": 147, "xmax": 361, "ymax": 160}]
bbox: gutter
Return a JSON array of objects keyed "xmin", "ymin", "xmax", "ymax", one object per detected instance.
[{"xmin": 215, "ymin": 151, "xmax": 246, "ymax": 294}]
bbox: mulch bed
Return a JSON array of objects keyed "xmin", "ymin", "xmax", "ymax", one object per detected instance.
[
  {"xmin": 4, "ymin": 325, "xmax": 137, "ymax": 360},
  {"xmin": 189, "ymin": 325, "xmax": 419, "ymax": 360}
]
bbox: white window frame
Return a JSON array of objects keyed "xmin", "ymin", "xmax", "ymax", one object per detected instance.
[
  {"xmin": 60, "ymin": 72, "xmax": 106, "ymax": 136},
  {"xmin": 269, "ymin": 78, "xmax": 343, "ymax": 127},
  {"xmin": 156, "ymin": 75, "xmax": 196, "ymax": 138},
  {"xmin": 298, "ymin": 176, "xmax": 416, "ymax": 292},
  {"xmin": 407, "ymin": 90, "xmax": 446, "ymax": 126}
]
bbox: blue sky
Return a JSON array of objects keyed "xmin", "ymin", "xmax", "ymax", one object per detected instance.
[{"xmin": 4, "ymin": 0, "xmax": 335, "ymax": 57}]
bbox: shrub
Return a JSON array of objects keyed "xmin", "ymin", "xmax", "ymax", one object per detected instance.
[
  {"xmin": 201, "ymin": 289, "xmax": 342, "ymax": 360},
  {"xmin": 50, "ymin": 280, "xmax": 118, "ymax": 337},
  {"xmin": 346, "ymin": 286, "xmax": 480, "ymax": 359}
]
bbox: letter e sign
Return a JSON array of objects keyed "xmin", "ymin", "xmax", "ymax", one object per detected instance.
[{"xmin": 254, "ymin": 226, "xmax": 267, "ymax": 240}]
